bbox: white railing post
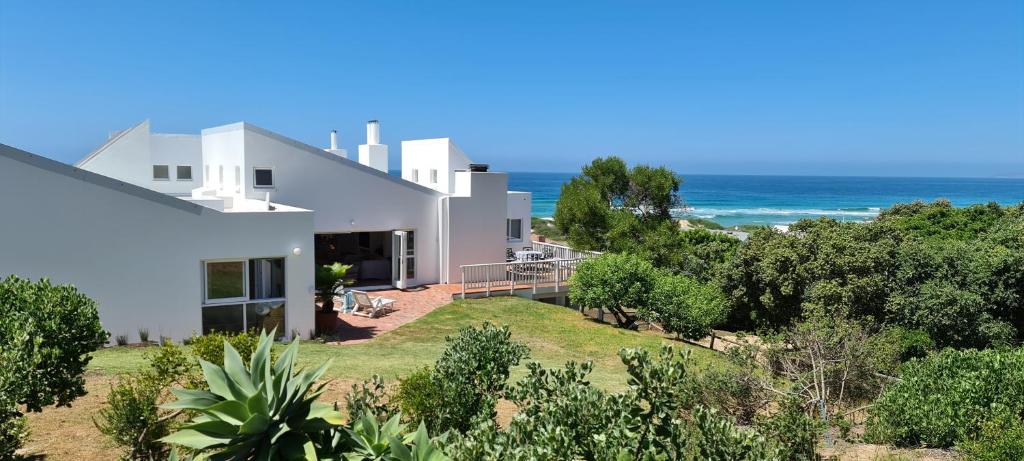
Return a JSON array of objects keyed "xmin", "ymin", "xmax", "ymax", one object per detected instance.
[{"xmin": 461, "ymin": 266, "xmax": 466, "ymax": 300}]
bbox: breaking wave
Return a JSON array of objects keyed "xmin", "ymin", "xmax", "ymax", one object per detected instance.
[{"xmin": 674, "ymin": 207, "xmax": 881, "ymax": 220}]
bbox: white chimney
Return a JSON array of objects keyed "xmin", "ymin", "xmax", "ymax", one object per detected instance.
[
  {"xmin": 358, "ymin": 120, "xmax": 388, "ymax": 172},
  {"xmin": 367, "ymin": 120, "xmax": 381, "ymax": 145},
  {"xmin": 325, "ymin": 129, "xmax": 348, "ymax": 159}
]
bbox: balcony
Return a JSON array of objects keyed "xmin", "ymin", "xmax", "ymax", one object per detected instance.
[{"xmin": 459, "ymin": 241, "xmax": 600, "ymax": 299}]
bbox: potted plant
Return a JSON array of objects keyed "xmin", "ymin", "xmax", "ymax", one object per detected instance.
[{"xmin": 316, "ymin": 262, "xmax": 353, "ymax": 312}]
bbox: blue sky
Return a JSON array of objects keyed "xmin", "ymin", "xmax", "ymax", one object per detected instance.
[{"xmin": 1, "ymin": 1, "xmax": 1022, "ymax": 177}]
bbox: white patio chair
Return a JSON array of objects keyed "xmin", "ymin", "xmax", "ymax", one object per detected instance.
[{"xmin": 350, "ymin": 290, "xmax": 396, "ymax": 318}]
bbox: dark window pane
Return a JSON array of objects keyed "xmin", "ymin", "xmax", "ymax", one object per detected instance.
[
  {"xmin": 406, "ymin": 257, "xmax": 415, "ymax": 279},
  {"xmin": 177, "ymin": 165, "xmax": 192, "ymax": 180},
  {"xmin": 202, "ymin": 304, "xmax": 244, "ymax": 334},
  {"xmin": 206, "ymin": 261, "xmax": 245, "ymax": 300},
  {"xmin": 254, "ymin": 168, "xmax": 274, "ymax": 187},
  {"xmin": 153, "ymin": 165, "xmax": 169, "ymax": 180},
  {"xmin": 246, "ymin": 302, "xmax": 286, "ymax": 337},
  {"xmin": 406, "ymin": 231, "xmax": 415, "ymax": 254},
  {"xmin": 249, "ymin": 258, "xmax": 285, "ymax": 299}
]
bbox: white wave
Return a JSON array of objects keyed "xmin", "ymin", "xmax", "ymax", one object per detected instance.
[{"xmin": 673, "ymin": 207, "xmax": 881, "ymax": 218}]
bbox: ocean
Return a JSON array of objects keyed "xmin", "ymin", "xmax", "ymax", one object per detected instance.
[{"xmin": 508, "ymin": 173, "xmax": 1024, "ymax": 228}]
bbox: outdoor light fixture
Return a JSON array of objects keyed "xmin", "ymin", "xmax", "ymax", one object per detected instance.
[{"xmin": 292, "ymin": 247, "xmax": 302, "ymax": 256}]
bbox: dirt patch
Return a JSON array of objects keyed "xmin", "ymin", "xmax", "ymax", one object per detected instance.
[{"xmin": 18, "ymin": 374, "xmax": 120, "ymax": 460}]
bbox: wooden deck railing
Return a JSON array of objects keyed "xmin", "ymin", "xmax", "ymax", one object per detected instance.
[{"xmin": 460, "ymin": 258, "xmax": 586, "ymax": 299}]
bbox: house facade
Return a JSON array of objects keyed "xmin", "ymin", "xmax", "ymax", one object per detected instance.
[{"xmin": 0, "ymin": 119, "xmax": 531, "ymax": 342}]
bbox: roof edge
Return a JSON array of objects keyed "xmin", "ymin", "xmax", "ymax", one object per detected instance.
[
  {"xmin": 75, "ymin": 119, "xmax": 149, "ymax": 167},
  {"xmin": 2, "ymin": 143, "xmax": 205, "ymax": 215}
]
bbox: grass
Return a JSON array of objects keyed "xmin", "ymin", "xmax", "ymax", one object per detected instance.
[{"xmin": 88, "ymin": 296, "xmax": 723, "ymax": 391}]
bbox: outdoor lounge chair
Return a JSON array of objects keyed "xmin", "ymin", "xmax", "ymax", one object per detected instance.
[
  {"xmin": 350, "ymin": 290, "xmax": 396, "ymax": 318},
  {"xmin": 506, "ymin": 247, "xmax": 516, "ymax": 262}
]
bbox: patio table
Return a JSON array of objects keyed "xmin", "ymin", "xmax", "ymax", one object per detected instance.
[{"xmin": 515, "ymin": 250, "xmax": 543, "ymax": 261}]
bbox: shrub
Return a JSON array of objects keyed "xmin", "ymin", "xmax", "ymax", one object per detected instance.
[
  {"xmin": 647, "ymin": 272, "xmax": 728, "ymax": 340},
  {"xmin": 0, "ymin": 276, "xmax": 107, "ymax": 456},
  {"xmin": 94, "ymin": 374, "xmax": 170, "ymax": 460},
  {"xmin": 345, "ymin": 374, "xmax": 397, "ymax": 423},
  {"xmin": 866, "ymin": 347, "xmax": 1024, "ymax": 447},
  {"xmin": 957, "ymin": 410, "xmax": 1024, "ymax": 461},
  {"xmin": 395, "ymin": 367, "xmax": 443, "ymax": 426},
  {"xmin": 145, "ymin": 342, "xmax": 202, "ymax": 388},
  {"xmin": 755, "ymin": 397, "xmax": 822, "ymax": 461},
  {"xmin": 684, "ymin": 343, "xmax": 766, "ymax": 425},
  {"xmin": 428, "ymin": 323, "xmax": 529, "ymax": 433},
  {"xmin": 187, "ymin": 330, "xmax": 260, "ymax": 366},
  {"xmin": 569, "ymin": 253, "xmax": 659, "ymax": 328},
  {"xmin": 138, "ymin": 327, "xmax": 150, "ymax": 344},
  {"xmin": 864, "ymin": 326, "xmax": 934, "ymax": 375}
]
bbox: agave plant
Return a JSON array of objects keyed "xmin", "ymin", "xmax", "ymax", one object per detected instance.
[
  {"xmin": 160, "ymin": 329, "xmax": 345, "ymax": 459},
  {"xmin": 334, "ymin": 413, "xmax": 449, "ymax": 461}
]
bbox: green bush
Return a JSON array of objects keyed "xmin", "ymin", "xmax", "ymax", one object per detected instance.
[
  {"xmin": 0, "ymin": 276, "xmax": 107, "ymax": 456},
  {"xmin": 866, "ymin": 347, "xmax": 1024, "ymax": 447},
  {"xmin": 396, "ymin": 367, "xmax": 443, "ymax": 426},
  {"xmin": 569, "ymin": 253, "xmax": 659, "ymax": 328},
  {"xmin": 647, "ymin": 272, "xmax": 728, "ymax": 340},
  {"xmin": 345, "ymin": 374, "xmax": 397, "ymax": 423},
  {"xmin": 187, "ymin": 330, "xmax": 260, "ymax": 366},
  {"xmin": 865, "ymin": 326, "xmax": 934, "ymax": 375},
  {"xmin": 684, "ymin": 344, "xmax": 765, "ymax": 425},
  {"xmin": 957, "ymin": 410, "xmax": 1024, "ymax": 461},
  {"xmin": 94, "ymin": 374, "xmax": 170, "ymax": 460},
  {"xmin": 428, "ymin": 323, "xmax": 529, "ymax": 433},
  {"xmin": 755, "ymin": 397, "xmax": 822, "ymax": 461}
]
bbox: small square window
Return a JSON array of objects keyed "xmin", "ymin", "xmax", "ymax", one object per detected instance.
[
  {"xmin": 153, "ymin": 165, "xmax": 169, "ymax": 180},
  {"xmin": 430, "ymin": 169, "xmax": 438, "ymax": 184},
  {"xmin": 176, "ymin": 165, "xmax": 193, "ymax": 181},
  {"xmin": 507, "ymin": 218, "xmax": 523, "ymax": 241},
  {"xmin": 411, "ymin": 169, "xmax": 419, "ymax": 183},
  {"xmin": 253, "ymin": 168, "xmax": 274, "ymax": 188}
]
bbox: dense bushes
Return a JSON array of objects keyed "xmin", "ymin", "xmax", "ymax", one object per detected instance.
[
  {"xmin": 569, "ymin": 253, "xmax": 659, "ymax": 327},
  {"xmin": 0, "ymin": 276, "xmax": 108, "ymax": 455},
  {"xmin": 650, "ymin": 273, "xmax": 728, "ymax": 340},
  {"xmin": 866, "ymin": 347, "xmax": 1024, "ymax": 448}
]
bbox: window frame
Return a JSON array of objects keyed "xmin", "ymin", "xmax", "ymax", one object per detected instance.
[
  {"xmin": 507, "ymin": 218, "xmax": 523, "ymax": 241},
  {"xmin": 202, "ymin": 257, "xmax": 288, "ymax": 336},
  {"xmin": 153, "ymin": 164, "xmax": 170, "ymax": 181},
  {"xmin": 176, "ymin": 165, "xmax": 193, "ymax": 181},
  {"xmin": 253, "ymin": 167, "xmax": 275, "ymax": 189},
  {"xmin": 203, "ymin": 259, "xmax": 249, "ymax": 304}
]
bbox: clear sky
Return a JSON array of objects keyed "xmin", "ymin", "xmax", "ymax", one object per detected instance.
[{"xmin": 1, "ymin": 1, "xmax": 1022, "ymax": 177}]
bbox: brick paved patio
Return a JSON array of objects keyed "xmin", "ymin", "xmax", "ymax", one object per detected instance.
[{"xmin": 327, "ymin": 284, "xmax": 462, "ymax": 344}]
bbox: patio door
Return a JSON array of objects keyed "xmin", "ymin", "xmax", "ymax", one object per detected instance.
[{"xmin": 392, "ymin": 231, "xmax": 408, "ymax": 289}]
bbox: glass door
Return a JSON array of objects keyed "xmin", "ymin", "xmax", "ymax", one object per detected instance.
[{"xmin": 392, "ymin": 231, "xmax": 406, "ymax": 289}]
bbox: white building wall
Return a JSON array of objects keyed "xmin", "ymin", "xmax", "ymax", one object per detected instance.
[
  {"xmin": 77, "ymin": 120, "xmax": 151, "ymax": 187},
  {"xmin": 444, "ymin": 171, "xmax": 508, "ymax": 282},
  {"xmin": 203, "ymin": 124, "xmax": 445, "ymax": 285},
  {"xmin": 150, "ymin": 134, "xmax": 202, "ymax": 196},
  {"xmin": 200, "ymin": 126, "xmax": 246, "ymax": 195},
  {"xmin": 506, "ymin": 191, "xmax": 533, "ymax": 249},
  {"xmin": 0, "ymin": 145, "xmax": 315, "ymax": 342},
  {"xmin": 401, "ymin": 138, "xmax": 472, "ymax": 194}
]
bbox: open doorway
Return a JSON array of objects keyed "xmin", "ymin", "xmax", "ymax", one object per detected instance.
[{"xmin": 315, "ymin": 232, "xmax": 393, "ymax": 288}]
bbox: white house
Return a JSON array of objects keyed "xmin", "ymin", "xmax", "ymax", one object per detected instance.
[{"xmin": 0, "ymin": 119, "xmax": 531, "ymax": 342}]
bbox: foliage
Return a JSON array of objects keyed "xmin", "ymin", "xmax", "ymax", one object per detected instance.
[
  {"xmin": 754, "ymin": 397, "xmax": 822, "ymax": 461},
  {"xmin": 677, "ymin": 228, "xmax": 741, "ymax": 283},
  {"xmin": 581, "ymin": 155, "xmax": 630, "ymax": 206},
  {"xmin": 187, "ymin": 330, "xmax": 260, "ymax": 368},
  {"xmin": 683, "ymin": 342, "xmax": 766, "ymax": 425},
  {"xmin": 346, "ymin": 374, "xmax": 397, "ymax": 423},
  {"xmin": 876, "ymin": 199, "xmax": 1017, "ymax": 241},
  {"xmin": 395, "ymin": 368, "xmax": 443, "ymax": 427},
  {"xmin": 570, "ymin": 253, "xmax": 659, "ymax": 328},
  {"xmin": 646, "ymin": 273, "xmax": 728, "ymax": 340},
  {"xmin": 0, "ymin": 275, "xmax": 109, "ymax": 412},
  {"xmin": 0, "ymin": 276, "xmax": 107, "ymax": 456},
  {"xmin": 956, "ymin": 409, "xmax": 1024, "ymax": 461},
  {"xmin": 337, "ymin": 413, "xmax": 450, "ymax": 461},
  {"xmin": 865, "ymin": 347, "xmax": 1024, "ymax": 448},
  {"xmin": 529, "ymin": 217, "xmax": 565, "ymax": 242},
  {"xmin": 160, "ymin": 329, "xmax": 347, "ymax": 457},
  {"xmin": 95, "ymin": 374, "xmax": 171, "ymax": 460},
  {"xmin": 686, "ymin": 217, "xmax": 724, "ymax": 230},
  {"xmin": 863, "ymin": 326, "xmax": 934, "ymax": 375},
  {"xmin": 446, "ymin": 345, "xmax": 787, "ymax": 460},
  {"xmin": 315, "ymin": 262, "xmax": 354, "ymax": 312},
  {"xmin": 427, "ymin": 323, "xmax": 529, "ymax": 433},
  {"xmin": 553, "ymin": 176, "xmax": 610, "ymax": 250},
  {"xmin": 139, "ymin": 327, "xmax": 151, "ymax": 344}
]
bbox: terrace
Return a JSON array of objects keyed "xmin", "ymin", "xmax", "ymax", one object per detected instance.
[{"xmin": 459, "ymin": 240, "xmax": 601, "ymax": 299}]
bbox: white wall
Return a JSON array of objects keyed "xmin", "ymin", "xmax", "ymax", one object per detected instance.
[
  {"xmin": 401, "ymin": 138, "xmax": 472, "ymax": 194},
  {"xmin": 444, "ymin": 171, "xmax": 509, "ymax": 282},
  {"xmin": 506, "ymin": 191, "xmax": 533, "ymax": 248},
  {"xmin": 203, "ymin": 124, "xmax": 445, "ymax": 285},
  {"xmin": 0, "ymin": 145, "xmax": 315, "ymax": 342},
  {"xmin": 150, "ymin": 134, "xmax": 202, "ymax": 196},
  {"xmin": 200, "ymin": 125, "xmax": 246, "ymax": 195}
]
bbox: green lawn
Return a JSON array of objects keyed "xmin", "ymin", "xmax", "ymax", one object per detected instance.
[{"xmin": 88, "ymin": 297, "xmax": 725, "ymax": 391}]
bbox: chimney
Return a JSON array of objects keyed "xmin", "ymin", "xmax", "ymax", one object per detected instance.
[
  {"xmin": 325, "ymin": 129, "xmax": 348, "ymax": 159},
  {"xmin": 358, "ymin": 120, "xmax": 388, "ymax": 172}
]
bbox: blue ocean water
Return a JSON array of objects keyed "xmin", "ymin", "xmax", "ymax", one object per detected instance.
[{"xmin": 509, "ymin": 173, "xmax": 1024, "ymax": 228}]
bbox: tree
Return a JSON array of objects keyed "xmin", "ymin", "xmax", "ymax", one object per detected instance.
[
  {"xmin": 315, "ymin": 262, "xmax": 353, "ymax": 312},
  {"xmin": 623, "ymin": 165, "xmax": 680, "ymax": 222},
  {"xmin": 647, "ymin": 273, "xmax": 728, "ymax": 340},
  {"xmin": 569, "ymin": 253, "xmax": 659, "ymax": 328},
  {"xmin": 0, "ymin": 276, "xmax": 108, "ymax": 454},
  {"xmin": 553, "ymin": 177, "xmax": 609, "ymax": 251},
  {"xmin": 581, "ymin": 156, "xmax": 629, "ymax": 206}
]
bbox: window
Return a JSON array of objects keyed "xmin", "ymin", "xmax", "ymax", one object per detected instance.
[
  {"xmin": 234, "ymin": 166, "xmax": 241, "ymax": 187},
  {"xmin": 204, "ymin": 164, "xmax": 210, "ymax": 182},
  {"xmin": 153, "ymin": 165, "xmax": 170, "ymax": 180},
  {"xmin": 405, "ymin": 231, "xmax": 415, "ymax": 279},
  {"xmin": 411, "ymin": 169, "xmax": 419, "ymax": 183},
  {"xmin": 176, "ymin": 165, "xmax": 193, "ymax": 181},
  {"xmin": 254, "ymin": 167, "xmax": 274, "ymax": 188},
  {"xmin": 507, "ymin": 218, "xmax": 523, "ymax": 241},
  {"xmin": 430, "ymin": 169, "xmax": 438, "ymax": 184},
  {"xmin": 202, "ymin": 258, "xmax": 286, "ymax": 336}
]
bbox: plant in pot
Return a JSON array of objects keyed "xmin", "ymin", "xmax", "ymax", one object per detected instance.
[{"xmin": 316, "ymin": 262, "xmax": 354, "ymax": 313}]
